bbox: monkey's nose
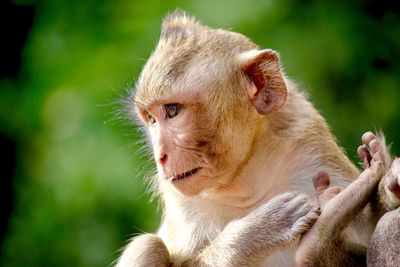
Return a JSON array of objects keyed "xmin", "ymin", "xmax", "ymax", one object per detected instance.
[{"xmin": 159, "ymin": 154, "xmax": 168, "ymax": 165}]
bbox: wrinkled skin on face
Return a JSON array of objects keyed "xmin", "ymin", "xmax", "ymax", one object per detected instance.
[{"xmin": 134, "ymin": 88, "xmax": 257, "ymax": 196}]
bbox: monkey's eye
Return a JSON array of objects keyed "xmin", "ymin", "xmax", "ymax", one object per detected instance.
[
  {"xmin": 145, "ymin": 111, "xmax": 156, "ymax": 125},
  {"xmin": 164, "ymin": 103, "xmax": 183, "ymax": 118}
]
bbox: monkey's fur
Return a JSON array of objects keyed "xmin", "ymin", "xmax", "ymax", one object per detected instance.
[
  {"xmin": 116, "ymin": 12, "xmax": 400, "ymax": 266},
  {"xmin": 367, "ymin": 159, "xmax": 400, "ymax": 266},
  {"xmin": 367, "ymin": 208, "xmax": 400, "ymax": 266}
]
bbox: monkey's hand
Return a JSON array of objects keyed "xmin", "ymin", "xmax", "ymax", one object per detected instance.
[
  {"xmin": 241, "ymin": 192, "xmax": 320, "ymax": 249},
  {"xmin": 358, "ymin": 132, "xmax": 400, "ymax": 212},
  {"xmin": 184, "ymin": 192, "xmax": 319, "ymax": 267},
  {"xmin": 296, "ymin": 132, "xmax": 387, "ymax": 267},
  {"xmin": 115, "ymin": 233, "xmax": 170, "ymax": 267}
]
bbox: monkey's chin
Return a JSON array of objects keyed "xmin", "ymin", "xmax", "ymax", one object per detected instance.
[{"xmin": 170, "ymin": 167, "xmax": 205, "ymax": 196}]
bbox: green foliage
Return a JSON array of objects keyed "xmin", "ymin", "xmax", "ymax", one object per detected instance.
[{"xmin": 1, "ymin": 0, "xmax": 399, "ymax": 266}]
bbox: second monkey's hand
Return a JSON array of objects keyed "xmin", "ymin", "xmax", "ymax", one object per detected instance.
[{"xmin": 296, "ymin": 133, "xmax": 387, "ymax": 267}]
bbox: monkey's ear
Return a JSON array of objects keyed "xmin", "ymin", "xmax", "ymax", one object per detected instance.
[{"xmin": 241, "ymin": 49, "xmax": 287, "ymax": 114}]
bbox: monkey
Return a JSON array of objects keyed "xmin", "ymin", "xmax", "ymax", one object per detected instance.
[{"xmin": 115, "ymin": 12, "xmax": 400, "ymax": 266}]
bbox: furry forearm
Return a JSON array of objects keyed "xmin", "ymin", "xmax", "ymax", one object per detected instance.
[
  {"xmin": 183, "ymin": 192, "xmax": 318, "ymax": 267},
  {"xmin": 303, "ymin": 239, "xmax": 366, "ymax": 267}
]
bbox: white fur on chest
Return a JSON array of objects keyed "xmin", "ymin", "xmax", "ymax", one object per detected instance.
[{"xmin": 159, "ymin": 195, "xmax": 229, "ymax": 257}]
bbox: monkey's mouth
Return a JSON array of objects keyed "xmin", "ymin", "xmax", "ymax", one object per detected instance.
[{"xmin": 171, "ymin": 167, "xmax": 202, "ymax": 182}]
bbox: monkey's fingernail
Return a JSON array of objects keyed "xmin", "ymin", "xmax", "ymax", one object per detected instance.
[{"xmin": 362, "ymin": 132, "xmax": 375, "ymax": 144}]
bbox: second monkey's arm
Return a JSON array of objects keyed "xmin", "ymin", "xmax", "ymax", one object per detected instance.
[{"xmin": 296, "ymin": 132, "xmax": 388, "ymax": 267}]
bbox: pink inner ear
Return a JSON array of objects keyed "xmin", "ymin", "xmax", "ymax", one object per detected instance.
[
  {"xmin": 247, "ymin": 65, "xmax": 266, "ymax": 91},
  {"xmin": 244, "ymin": 53, "xmax": 287, "ymax": 115}
]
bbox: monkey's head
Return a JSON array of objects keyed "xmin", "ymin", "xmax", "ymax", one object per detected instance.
[{"xmin": 130, "ymin": 12, "xmax": 287, "ymax": 196}]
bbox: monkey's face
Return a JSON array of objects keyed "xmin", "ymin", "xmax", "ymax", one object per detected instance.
[
  {"xmin": 135, "ymin": 89, "xmax": 254, "ymax": 196},
  {"xmin": 132, "ymin": 19, "xmax": 287, "ymax": 196},
  {"xmin": 132, "ymin": 53, "xmax": 287, "ymax": 195}
]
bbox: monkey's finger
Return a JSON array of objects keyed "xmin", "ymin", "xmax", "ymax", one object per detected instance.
[
  {"xmin": 362, "ymin": 131, "xmax": 376, "ymax": 147},
  {"xmin": 369, "ymin": 140, "xmax": 387, "ymax": 173},
  {"xmin": 290, "ymin": 200, "xmax": 317, "ymax": 219},
  {"xmin": 364, "ymin": 133, "xmax": 386, "ymax": 165},
  {"xmin": 369, "ymin": 139, "xmax": 382, "ymax": 155},
  {"xmin": 270, "ymin": 191, "xmax": 298, "ymax": 206},
  {"xmin": 267, "ymin": 192, "xmax": 304, "ymax": 214},
  {"xmin": 357, "ymin": 145, "xmax": 371, "ymax": 168},
  {"xmin": 282, "ymin": 194, "xmax": 318, "ymax": 221},
  {"xmin": 291, "ymin": 207, "xmax": 320, "ymax": 236},
  {"xmin": 312, "ymin": 171, "xmax": 330, "ymax": 198}
]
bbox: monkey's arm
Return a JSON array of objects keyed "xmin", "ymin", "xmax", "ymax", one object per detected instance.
[
  {"xmin": 115, "ymin": 234, "xmax": 171, "ymax": 267},
  {"xmin": 296, "ymin": 169, "xmax": 382, "ymax": 266},
  {"xmin": 182, "ymin": 192, "xmax": 319, "ymax": 267},
  {"xmin": 296, "ymin": 132, "xmax": 386, "ymax": 267}
]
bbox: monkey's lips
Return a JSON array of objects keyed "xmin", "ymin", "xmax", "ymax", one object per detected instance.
[{"xmin": 171, "ymin": 167, "xmax": 202, "ymax": 182}]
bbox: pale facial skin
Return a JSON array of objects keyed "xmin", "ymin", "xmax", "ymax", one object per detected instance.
[{"xmin": 137, "ymin": 99, "xmax": 212, "ymax": 196}]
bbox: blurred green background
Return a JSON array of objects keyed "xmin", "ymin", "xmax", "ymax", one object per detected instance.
[{"xmin": 0, "ymin": 0, "xmax": 399, "ymax": 266}]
